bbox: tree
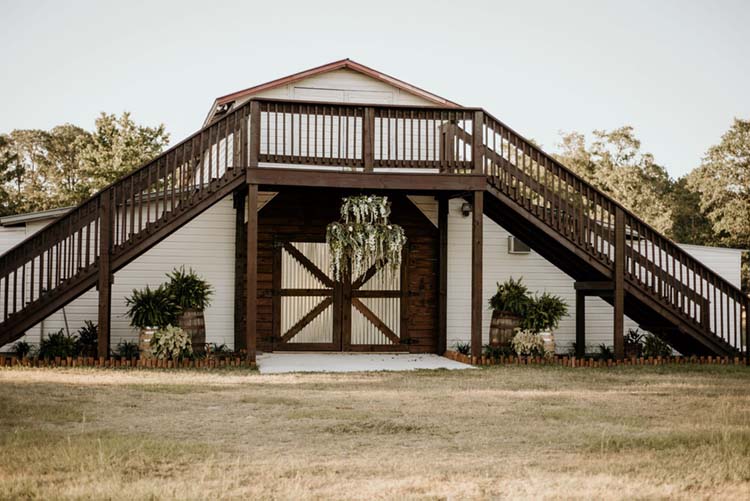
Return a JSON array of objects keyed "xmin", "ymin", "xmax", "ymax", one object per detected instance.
[
  {"xmin": 0, "ymin": 134, "xmax": 22, "ymax": 216},
  {"xmin": 81, "ymin": 112, "xmax": 169, "ymax": 194},
  {"xmin": 555, "ymin": 126, "xmax": 674, "ymax": 234},
  {"xmin": 687, "ymin": 118, "xmax": 750, "ymax": 290},
  {"xmin": 44, "ymin": 124, "xmax": 93, "ymax": 207}
]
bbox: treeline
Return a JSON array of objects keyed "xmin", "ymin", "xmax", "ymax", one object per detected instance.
[
  {"xmin": 0, "ymin": 112, "xmax": 169, "ymax": 216},
  {"xmin": 0, "ymin": 113, "xmax": 747, "ymax": 290},
  {"xmin": 554, "ymin": 120, "xmax": 749, "ymax": 290}
]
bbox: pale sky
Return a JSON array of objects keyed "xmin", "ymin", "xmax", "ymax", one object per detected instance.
[{"xmin": 1, "ymin": 0, "xmax": 748, "ymax": 178}]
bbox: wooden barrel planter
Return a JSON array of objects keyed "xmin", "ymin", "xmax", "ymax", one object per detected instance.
[
  {"xmin": 138, "ymin": 327, "xmax": 158, "ymax": 359},
  {"xmin": 489, "ymin": 311, "xmax": 520, "ymax": 347},
  {"xmin": 179, "ymin": 308, "xmax": 206, "ymax": 355}
]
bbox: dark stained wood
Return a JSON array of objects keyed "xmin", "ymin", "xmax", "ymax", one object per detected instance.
[
  {"xmin": 256, "ymin": 189, "xmax": 438, "ymax": 354},
  {"xmin": 437, "ymin": 196, "xmax": 448, "ymax": 355},
  {"xmin": 0, "ymin": 96, "xmax": 744, "ymax": 359},
  {"xmin": 246, "ymin": 184, "xmax": 258, "ymax": 361},
  {"xmin": 97, "ymin": 190, "xmax": 112, "ymax": 359},
  {"xmin": 248, "ymin": 168, "xmax": 487, "ymax": 191},
  {"xmin": 576, "ymin": 290, "xmax": 585, "ymax": 357},
  {"xmin": 471, "ymin": 191, "xmax": 483, "ymax": 359},
  {"xmin": 614, "ymin": 207, "xmax": 625, "ymax": 360},
  {"xmin": 233, "ymin": 187, "xmax": 247, "ymax": 351}
]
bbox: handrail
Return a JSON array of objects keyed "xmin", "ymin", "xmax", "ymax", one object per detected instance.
[{"xmin": 0, "ymin": 97, "xmax": 745, "ymax": 355}]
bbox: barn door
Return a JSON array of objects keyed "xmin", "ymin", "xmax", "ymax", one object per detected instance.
[
  {"xmin": 345, "ymin": 257, "xmax": 405, "ymax": 351},
  {"xmin": 274, "ymin": 241, "xmax": 406, "ymax": 351},
  {"xmin": 274, "ymin": 241, "xmax": 340, "ymax": 350}
]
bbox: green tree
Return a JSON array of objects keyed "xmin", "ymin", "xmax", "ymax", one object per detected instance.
[
  {"xmin": 0, "ymin": 134, "xmax": 22, "ymax": 216},
  {"xmin": 43, "ymin": 124, "xmax": 93, "ymax": 206},
  {"xmin": 81, "ymin": 112, "xmax": 169, "ymax": 194},
  {"xmin": 687, "ymin": 118, "xmax": 750, "ymax": 290},
  {"xmin": 555, "ymin": 126, "xmax": 674, "ymax": 234}
]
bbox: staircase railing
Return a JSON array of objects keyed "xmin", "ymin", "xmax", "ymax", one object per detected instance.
[
  {"xmin": 479, "ymin": 111, "xmax": 748, "ymax": 354},
  {"xmin": 0, "ymin": 100, "xmax": 251, "ymax": 331},
  {"xmin": 1, "ymin": 97, "xmax": 746, "ymax": 357}
]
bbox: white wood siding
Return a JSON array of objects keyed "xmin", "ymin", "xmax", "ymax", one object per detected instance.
[
  {"xmin": 241, "ymin": 68, "xmax": 436, "ymax": 107},
  {"xmin": 438, "ymin": 198, "xmax": 744, "ymax": 353},
  {"xmin": 0, "ymin": 197, "xmax": 237, "ymax": 350}
]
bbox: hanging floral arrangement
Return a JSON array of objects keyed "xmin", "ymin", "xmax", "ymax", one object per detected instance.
[{"xmin": 326, "ymin": 195, "xmax": 407, "ymax": 282}]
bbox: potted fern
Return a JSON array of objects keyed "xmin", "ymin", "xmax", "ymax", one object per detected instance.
[
  {"xmin": 488, "ymin": 277, "xmax": 531, "ymax": 347},
  {"xmin": 164, "ymin": 267, "xmax": 213, "ymax": 355},
  {"xmin": 519, "ymin": 292, "xmax": 568, "ymax": 355},
  {"xmin": 125, "ymin": 285, "xmax": 180, "ymax": 358}
]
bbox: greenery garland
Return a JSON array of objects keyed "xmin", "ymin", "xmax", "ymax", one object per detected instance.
[{"xmin": 326, "ymin": 195, "xmax": 407, "ymax": 281}]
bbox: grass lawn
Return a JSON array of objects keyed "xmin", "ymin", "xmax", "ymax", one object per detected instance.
[{"xmin": 0, "ymin": 365, "xmax": 748, "ymax": 500}]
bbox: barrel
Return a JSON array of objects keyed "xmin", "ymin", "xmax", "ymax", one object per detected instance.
[
  {"xmin": 138, "ymin": 327, "xmax": 158, "ymax": 359},
  {"xmin": 489, "ymin": 311, "xmax": 520, "ymax": 347},
  {"xmin": 178, "ymin": 308, "xmax": 206, "ymax": 355}
]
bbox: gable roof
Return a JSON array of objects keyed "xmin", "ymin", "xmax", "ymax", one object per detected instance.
[{"xmin": 203, "ymin": 59, "xmax": 460, "ymax": 125}]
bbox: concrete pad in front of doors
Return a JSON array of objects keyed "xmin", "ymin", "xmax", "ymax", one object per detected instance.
[{"xmin": 256, "ymin": 353, "xmax": 475, "ymax": 374}]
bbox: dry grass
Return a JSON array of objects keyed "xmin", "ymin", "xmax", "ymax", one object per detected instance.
[{"xmin": 0, "ymin": 365, "xmax": 749, "ymax": 500}]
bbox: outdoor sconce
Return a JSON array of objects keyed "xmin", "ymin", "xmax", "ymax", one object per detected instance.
[{"xmin": 461, "ymin": 202, "xmax": 472, "ymax": 217}]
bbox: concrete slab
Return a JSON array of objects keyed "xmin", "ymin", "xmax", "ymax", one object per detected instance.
[{"xmin": 256, "ymin": 353, "xmax": 474, "ymax": 374}]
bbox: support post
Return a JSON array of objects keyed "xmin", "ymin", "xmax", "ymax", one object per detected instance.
[
  {"xmin": 248, "ymin": 101, "xmax": 260, "ymax": 168},
  {"xmin": 471, "ymin": 191, "xmax": 483, "ymax": 360},
  {"xmin": 472, "ymin": 111, "xmax": 484, "ymax": 174},
  {"xmin": 363, "ymin": 106, "xmax": 374, "ymax": 172},
  {"xmin": 614, "ymin": 206, "xmax": 626, "ymax": 360},
  {"xmin": 576, "ymin": 290, "xmax": 585, "ymax": 357},
  {"xmin": 245, "ymin": 184, "xmax": 258, "ymax": 362},
  {"xmin": 437, "ymin": 196, "xmax": 448, "ymax": 355},
  {"xmin": 233, "ymin": 187, "xmax": 248, "ymax": 352},
  {"xmin": 97, "ymin": 190, "xmax": 112, "ymax": 359}
]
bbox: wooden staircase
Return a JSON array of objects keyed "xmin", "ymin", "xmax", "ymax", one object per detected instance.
[{"xmin": 0, "ymin": 98, "xmax": 747, "ymax": 358}]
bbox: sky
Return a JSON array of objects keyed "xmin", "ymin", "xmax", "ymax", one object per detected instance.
[{"xmin": 1, "ymin": 0, "xmax": 748, "ymax": 178}]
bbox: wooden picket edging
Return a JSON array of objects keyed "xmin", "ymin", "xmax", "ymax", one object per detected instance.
[
  {"xmin": 444, "ymin": 350, "xmax": 749, "ymax": 368},
  {"xmin": 0, "ymin": 354, "xmax": 256, "ymax": 369}
]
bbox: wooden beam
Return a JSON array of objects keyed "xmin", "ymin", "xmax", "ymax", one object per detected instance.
[
  {"xmin": 363, "ymin": 107, "xmax": 374, "ymax": 172},
  {"xmin": 574, "ymin": 281, "xmax": 614, "ymax": 291},
  {"xmin": 245, "ymin": 184, "xmax": 258, "ymax": 362},
  {"xmin": 437, "ymin": 196, "xmax": 448, "ymax": 355},
  {"xmin": 97, "ymin": 190, "xmax": 112, "ymax": 359},
  {"xmin": 471, "ymin": 191, "xmax": 483, "ymax": 360},
  {"xmin": 233, "ymin": 187, "xmax": 247, "ymax": 351},
  {"xmin": 614, "ymin": 207, "xmax": 625, "ymax": 359},
  {"xmin": 247, "ymin": 167, "xmax": 487, "ymax": 191},
  {"xmin": 576, "ymin": 290, "xmax": 585, "ymax": 358}
]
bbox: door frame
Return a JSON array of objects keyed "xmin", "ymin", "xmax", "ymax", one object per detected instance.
[{"xmin": 272, "ymin": 238, "xmax": 409, "ymax": 352}]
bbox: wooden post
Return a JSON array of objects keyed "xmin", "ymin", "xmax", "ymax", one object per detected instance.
[
  {"xmin": 471, "ymin": 191, "xmax": 483, "ymax": 360},
  {"xmin": 97, "ymin": 190, "xmax": 112, "ymax": 359},
  {"xmin": 614, "ymin": 207, "xmax": 625, "ymax": 360},
  {"xmin": 233, "ymin": 187, "xmax": 247, "ymax": 351},
  {"xmin": 437, "ymin": 196, "xmax": 448, "ymax": 355},
  {"xmin": 472, "ymin": 111, "xmax": 484, "ymax": 174},
  {"xmin": 363, "ymin": 106, "xmax": 374, "ymax": 172},
  {"xmin": 248, "ymin": 101, "xmax": 260, "ymax": 168},
  {"xmin": 245, "ymin": 184, "xmax": 258, "ymax": 362},
  {"xmin": 576, "ymin": 290, "xmax": 585, "ymax": 357}
]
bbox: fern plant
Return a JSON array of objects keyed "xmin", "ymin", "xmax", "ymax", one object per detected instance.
[
  {"xmin": 116, "ymin": 340, "xmax": 140, "ymax": 360},
  {"xmin": 38, "ymin": 330, "xmax": 78, "ymax": 359},
  {"xmin": 488, "ymin": 277, "xmax": 531, "ymax": 316},
  {"xmin": 165, "ymin": 266, "xmax": 213, "ymax": 310},
  {"xmin": 125, "ymin": 285, "xmax": 180, "ymax": 328},
  {"xmin": 75, "ymin": 321, "xmax": 98, "ymax": 357}
]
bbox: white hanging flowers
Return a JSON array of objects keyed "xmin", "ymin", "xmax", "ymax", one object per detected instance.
[{"xmin": 326, "ymin": 195, "xmax": 407, "ymax": 282}]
